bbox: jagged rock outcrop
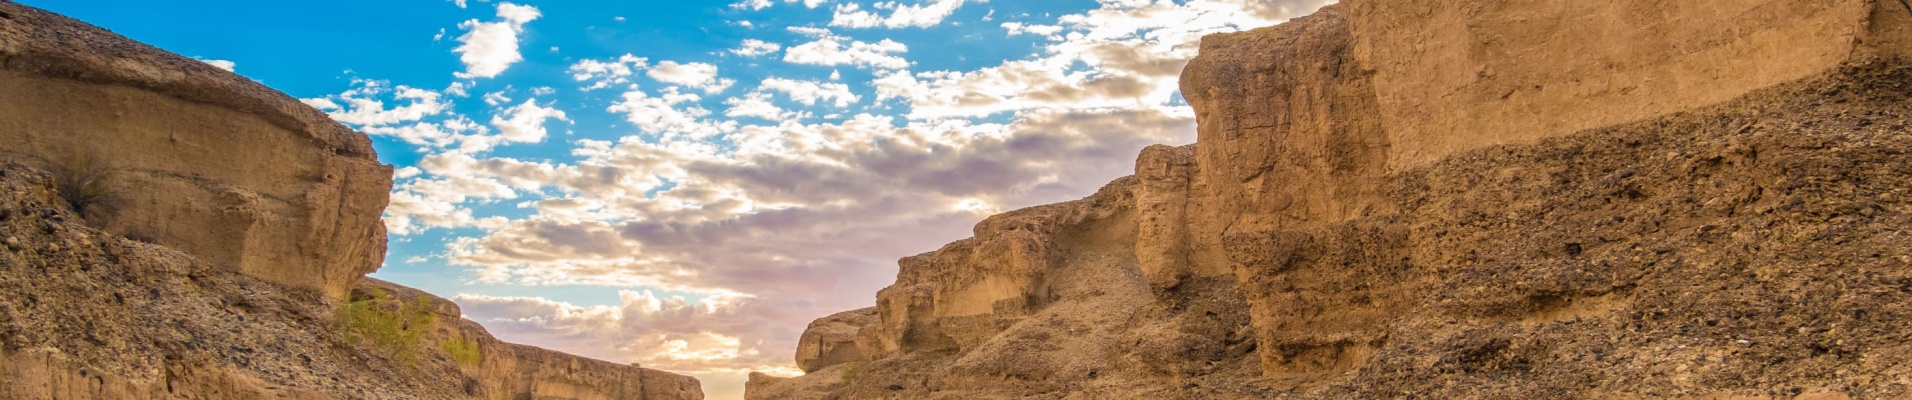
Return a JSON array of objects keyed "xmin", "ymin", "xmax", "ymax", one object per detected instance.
[
  {"xmin": 0, "ymin": 3, "xmax": 703, "ymax": 399},
  {"xmin": 751, "ymin": 0, "xmax": 1912, "ymax": 398},
  {"xmin": 796, "ymin": 308, "xmax": 877, "ymax": 374}
]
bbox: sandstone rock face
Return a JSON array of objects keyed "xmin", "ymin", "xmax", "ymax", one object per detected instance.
[
  {"xmin": 752, "ymin": 0, "xmax": 1912, "ymax": 398},
  {"xmin": 360, "ymin": 280, "xmax": 707, "ymax": 400},
  {"xmin": 1346, "ymin": 0, "xmax": 1911, "ymax": 169},
  {"xmin": 0, "ymin": 1, "xmax": 390, "ymax": 300},
  {"xmin": 0, "ymin": 3, "xmax": 703, "ymax": 399},
  {"xmin": 0, "ymin": 163, "xmax": 703, "ymax": 400},
  {"xmin": 795, "ymin": 308, "xmax": 876, "ymax": 373}
]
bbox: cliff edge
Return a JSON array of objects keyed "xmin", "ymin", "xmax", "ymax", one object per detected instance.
[
  {"xmin": 0, "ymin": 2, "xmax": 702, "ymax": 399},
  {"xmin": 752, "ymin": 0, "xmax": 1912, "ymax": 398}
]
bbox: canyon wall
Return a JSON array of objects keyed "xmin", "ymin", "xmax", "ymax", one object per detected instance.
[
  {"xmin": 0, "ymin": 2, "xmax": 703, "ymax": 399},
  {"xmin": 0, "ymin": 1, "xmax": 388, "ymax": 300},
  {"xmin": 752, "ymin": 0, "xmax": 1912, "ymax": 398}
]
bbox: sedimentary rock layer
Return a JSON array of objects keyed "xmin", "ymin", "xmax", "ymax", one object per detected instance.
[
  {"xmin": 0, "ymin": 1, "xmax": 389, "ymax": 300},
  {"xmin": 752, "ymin": 0, "xmax": 1912, "ymax": 398},
  {"xmin": 0, "ymin": 2, "xmax": 705, "ymax": 399}
]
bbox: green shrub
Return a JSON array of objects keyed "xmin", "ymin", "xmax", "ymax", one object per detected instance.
[
  {"xmin": 442, "ymin": 337, "xmax": 482, "ymax": 366},
  {"xmin": 333, "ymin": 289, "xmax": 438, "ymax": 365},
  {"xmin": 841, "ymin": 362, "xmax": 862, "ymax": 384}
]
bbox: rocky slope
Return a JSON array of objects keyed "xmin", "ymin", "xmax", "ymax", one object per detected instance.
[
  {"xmin": 0, "ymin": 2, "xmax": 701, "ymax": 399},
  {"xmin": 749, "ymin": 0, "xmax": 1912, "ymax": 398}
]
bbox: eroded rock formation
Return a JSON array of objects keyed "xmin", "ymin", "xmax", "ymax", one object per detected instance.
[
  {"xmin": 0, "ymin": 0, "xmax": 388, "ymax": 300},
  {"xmin": 751, "ymin": 0, "xmax": 1912, "ymax": 398},
  {"xmin": 0, "ymin": 2, "xmax": 702, "ymax": 399}
]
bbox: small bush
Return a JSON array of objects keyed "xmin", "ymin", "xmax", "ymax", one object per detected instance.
[
  {"xmin": 333, "ymin": 289, "xmax": 438, "ymax": 365},
  {"xmin": 50, "ymin": 153, "xmax": 123, "ymax": 223},
  {"xmin": 442, "ymin": 337, "xmax": 482, "ymax": 366},
  {"xmin": 841, "ymin": 362, "xmax": 862, "ymax": 384}
]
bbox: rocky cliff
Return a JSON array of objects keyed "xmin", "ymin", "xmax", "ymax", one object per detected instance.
[
  {"xmin": 0, "ymin": 2, "xmax": 701, "ymax": 399},
  {"xmin": 750, "ymin": 0, "xmax": 1912, "ymax": 398}
]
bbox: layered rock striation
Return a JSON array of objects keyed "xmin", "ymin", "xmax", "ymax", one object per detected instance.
[
  {"xmin": 0, "ymin": 2, "xmax": 702, "ymax": 399},
  {"xmin": 753, "ymin": 0, "xmax": 1912, "ymax": 398},
  {"xmin": 0, "ymin": 0, "xmax": 387, "ymax": 300}
]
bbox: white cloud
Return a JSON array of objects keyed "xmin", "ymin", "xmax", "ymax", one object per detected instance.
[
  {"xmin": 1001, "ymin": 21, "xmax": 1062, "ymax": 38},
  {"xmin": 491, "ymin": 99, "xmax": 570, "ymax": 144},
  {"xmin": 868, "ymin": 0, "xmax": 1330, "ymax": 119},
  {"xmin": 782, "ymin": 31, "xmax": 909, "ymax": 70},
  {"xmin": 305, "ymin": 80, "xmax": 450, "ymax": 127},
  {"xmin": 829, "ymin": 0, "xmax": 970, "ymax": 29},
  {"xmin": 195, "ymin": 58, "xmax": 236, "ymax": 72},
  {"xmin": 757, "ymin": 78, "xmax": 859, "ymax": 108},
  {"xmin": 648, "ymin": 61, "xmax": 736, "ymax": 94},
  {"xmin": 483, "ymin": 91, "xmax": 512, "ymax": 106},
  {"xmin": 453, "ymin": 3, "xmax": 541, "ymax": 79},
  {"xmin": 723, "ymin": 92, "xmax": 796, "ymax": 120},
  {"xmin": 730, "ymin": 39, "xmax": 784, "ymax": 57},
  {"xmin": 607, "ymin": 87, "xmax": 736, "ymax": 140},
  {"xmin": 729, "ymin": 0, "xmax": 772, "ymax": 10},
  {"xmin": 445, "ymin": 81, "xmax": 473, "ymax": 97},
  {"xmin": 731, "ymin": 0, "xmax": 828, "ymax": 10},
  {"xmin": 569, "ymin": 54, "xmax": 650, "ymax": 90}
]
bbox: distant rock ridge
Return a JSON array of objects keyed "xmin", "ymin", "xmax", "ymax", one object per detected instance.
[
  {"xmin": 0, "ymin": 2, "xmax": 702, "ymax": 399},
  {"xmin": 751, "ymin": 0, "xmax": 1912, "ymax": 398}
]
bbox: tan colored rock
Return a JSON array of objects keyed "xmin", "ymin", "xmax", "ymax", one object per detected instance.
[
  {"xmin": 0, "ymin": 1, "xmax": 390, "ymax": 300},
  {"xmin": 865, "ymin": 177, "xmax": 1139, "ymax": 357},
  {"xmin": 360, "ymin": 279, "xmax": 706, "ymax": 400},
  {"xmin": 755, "ymin": 0, "xmax": 1912, "ymax": 398},
  {"xmin": 794, "ymin": 307, "xmax": 876, "ymax": 373},
  {"xmin": 0, "ymin": 4, "xmax": 705, "ymax": 399},
  {"xmin": 0, "ymin": 167, "xmax": 701, "ymax": 399},
  {"xmin": 1132, "ymin": 144, "xmax": 1200, "ymax": 292},
  {"xmin": 1343, "ymin": 0, "xmax": 1911, "ymax": 169}
]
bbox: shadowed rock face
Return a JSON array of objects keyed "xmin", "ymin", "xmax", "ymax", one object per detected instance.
[
  {"xmin": 752, "ymin": 0, "xmax": 1912, "ymax": 398},
  {"xmin": 0, "ymin": 3, "xmax": 704, "ymax": 399}
]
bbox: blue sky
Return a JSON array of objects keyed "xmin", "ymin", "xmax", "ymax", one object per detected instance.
[{"xmin": 33, "ymin": 0, "xmax": 1330, "ymax": 398}]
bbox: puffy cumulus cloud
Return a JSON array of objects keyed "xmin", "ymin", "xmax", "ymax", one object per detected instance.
[
  {"xmin": 723, "ymin": 92, "xmax": 797, "ymax": 121},
  {"xmin": 829, "ymin": 0, "xmax": 970, "ymax": 29},
  {"xmin": 568, "ymin": 54, "xmax": 650, "ymax": 90},
  {"xmin": 305, "ymin": 80, "xmax": 576, "ymax": 155},
  {"xmin": 608, "ymin": 87, "xmax": 739, "ymax": 140},
  {"xmin": 570, "ymin": 56, "xmax": 737, "ymax": 94},
  {"xmin": 729, "ymin": 39, "xmax": 784, "ymax": 57},
  {"xmin": 648, "ymin": 61, "xmax": 737, "ymax": 94},
  {"xmin": 491, "ymin": 100, "xmax": 570, "ymax": 144},
  {"xmin": 304, "ymin": 79, "xmax": 449, "ymax": 127},
  {"xmin": 453, "ymin": 3, "xmax": 541, "ymax": 79},
  {"xmin": 781, "ymin": 30, "xmax": 910, "ymax": 70},
  {"xmin": 757, "ymin": 78, "xmax": 859, "ymax": 108}
]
